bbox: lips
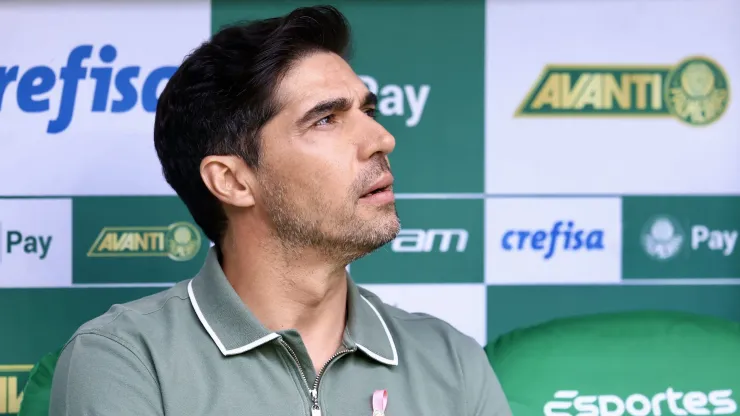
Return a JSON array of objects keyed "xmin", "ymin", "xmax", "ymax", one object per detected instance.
[{"xmin": 360, "ymin": 174, "xmax": 394, "ymax": 198}]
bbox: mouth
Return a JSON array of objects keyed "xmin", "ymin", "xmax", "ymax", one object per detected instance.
[
  {"xmin": 359, "ymin": 174, "xmax": 395, "ymax": 204},
  {"xmin": 361, "ymin": 184, "xmax": 392, "ymax": 197}
]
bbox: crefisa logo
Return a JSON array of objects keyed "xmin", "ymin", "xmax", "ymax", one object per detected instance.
[
  {"xmin": 0, "ymin": 44, "xmax": 177, "ymax": 134},
  {"xmin": 501, "ymin": 220, "xmax": 605, "ymax": 260}
]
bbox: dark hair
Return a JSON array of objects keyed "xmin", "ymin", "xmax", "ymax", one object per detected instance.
[{"xmin": 153, "ymin": 5, "xmax": 352, "ymax": 246}]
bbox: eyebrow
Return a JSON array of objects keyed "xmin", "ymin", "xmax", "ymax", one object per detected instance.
[{"xmin": 296, "ymin": 91, "xmax": 378, "ymax": 127}]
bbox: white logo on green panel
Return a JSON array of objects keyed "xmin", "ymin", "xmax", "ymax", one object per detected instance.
[
  {"xmin": 691, "ymin": 225, "xmax": 738, "ymax": 256},
  {"xmin": 641, "ymin": 216, "xmax": 684, "ymax": 260},
  {"xmin": 641, "ymin": 216, "xmax": 738, "ymax": 260},
  {"xmin": 544, "ymin": 388, "xmax": 737, "ymax": 416},
  {"xmin": 390, "ymin": 228, "xmax": 468, "ymax": 253},
  {"xmin": 359, "ymin": 75, "xmax": 430, "ymax": 127}
]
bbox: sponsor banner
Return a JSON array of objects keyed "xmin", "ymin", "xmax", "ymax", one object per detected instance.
[
  {"xmin": 212, "ymin": 0, "xmax": 485, "ymax": 193},
  {"xmin": 72, "ymin": 196, "xmax": 208, "ymax": 284},
  {"xmin": 543, "ymin": 389, "xmax": 737, "ymax": 416},
  {"xmin": 350, "ymin": 198, "xmax": 484, "ymax": 284},
  {"xmin": 485, "ymin": 198, "xmax": 621, "ymax": 284},
  {"xmin": 622, "ymin": 196, "xmax": 740, "ymax": 279},
  {"xmin": 361, "ymin": 283, "xmax": 487, "ymax": 345},
  {"xmin": 485, "ymin": 284, "xmax": 740, "ymax": 343},
  {"xmin": 0, "ymin": 2, "xmax": 210, "ymax": 196},
  {"xmin": 484, "ymin": 0, "xmax": 740, "ymax": 194},
  {"xmin": 0, "ymin": 365, "xmax": 30, "ymax": 415},
  {"xmin": 0, "ymin": 199, "xmax": 72, "ymax": 288}
]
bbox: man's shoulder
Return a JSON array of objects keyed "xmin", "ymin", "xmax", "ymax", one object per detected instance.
[
  {"xmin": 358, "ymin": 286, "xmax": 481, "ymax": 355},
  {"xmin": 68, "ymin": 280, "xmax": 192, "ymax": 348}
]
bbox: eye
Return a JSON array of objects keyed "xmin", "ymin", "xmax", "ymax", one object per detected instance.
[
  {"xmin": 315, "ymin": 114, "xmax": 336, "ymax": 126},
  {"xmin": 364, "ymin": 108, "xmax": 377, "ymax": 119}
]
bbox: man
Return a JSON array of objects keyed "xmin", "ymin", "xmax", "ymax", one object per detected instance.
[{"xmin": 50, "ymin": 5, "xmax": 512, "ymax": 415}]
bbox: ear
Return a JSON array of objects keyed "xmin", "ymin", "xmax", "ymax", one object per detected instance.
[{"xmin": 200, "ymin": 155, "xmax": 256, "ymax": 208}]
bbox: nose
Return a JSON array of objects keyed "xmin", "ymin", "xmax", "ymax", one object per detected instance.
[{"xmin": 359, "ymin": 117, "xmax": 396, "ymax": 160}]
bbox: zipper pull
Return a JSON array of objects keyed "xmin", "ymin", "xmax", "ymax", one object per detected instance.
[{"xmin": 310, "ymin": 389, "xmax": 321, "ymax": 416}]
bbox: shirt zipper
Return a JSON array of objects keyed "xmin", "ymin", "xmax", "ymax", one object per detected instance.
[{"xmin": 280, "ymin": 338, "xmax": 353, "ymax": 416}]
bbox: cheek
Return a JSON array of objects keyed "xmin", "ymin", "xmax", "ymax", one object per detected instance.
[
  {"xmin": 270, "ymin": 160, "xmax": 349, "ymax": 206},
  {"xmin": 273, "ymin": 135, "xmax": 359, "ymax": 203},
  {"xmin": 297, "ymin": 153, "xmax": 357, "ymax": 191},
  {"xmin": 312, "ymin": 164, "xmax": 355, "ymax": 201}
]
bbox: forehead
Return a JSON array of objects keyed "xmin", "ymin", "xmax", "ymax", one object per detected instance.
[{"xmin": 276, "ymin": 52, "xmax": 369, "ymax": 110}]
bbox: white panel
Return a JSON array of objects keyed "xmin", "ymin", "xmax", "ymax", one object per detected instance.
[
  {"xmin": 0, "ymin": 199, "xmax": 72, "ymax": 287},
  {"xmin": 485, "ymin": 197, "xmax": 622, "ymax": 284},
  {"xmin": 0, "ymin": 2, "xmax": 211, "ymax": 196},
  {"xmin": 485, "ymin": 0, "xmax": 740, "ymax": 194},
  {"xmin": 361, "ymin": 283, "xmax": 487, "ymax": 345}
]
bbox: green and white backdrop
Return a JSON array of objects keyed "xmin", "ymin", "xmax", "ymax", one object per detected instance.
[{"xmin": 0, "ymin": 0, "xmax": 739, "ymax": 413}]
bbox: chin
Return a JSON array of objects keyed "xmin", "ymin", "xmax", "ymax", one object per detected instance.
[
  {"xmin": 338, "ymin": 216, "xmax": 400, "ymax": 260},
  {"xmin": 386, "ymin": 215, "xmax": 401, "ymax": 237},
  {"xmin": 368, "ymin": 215, "xmax": 401, "ymax": 247},
  {"xmin": 373, "ymin": 208, "xmax": 400, "ymax": 233}
]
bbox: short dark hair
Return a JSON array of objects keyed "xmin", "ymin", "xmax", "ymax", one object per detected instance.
[{"xmin": 154, "ymin": 5, "xmax": 352, "ymax": 245}]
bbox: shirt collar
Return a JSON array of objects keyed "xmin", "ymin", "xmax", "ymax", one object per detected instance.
[{"xmin": 188, "ymin": 248, "xmax": 398, "ymax": 366}]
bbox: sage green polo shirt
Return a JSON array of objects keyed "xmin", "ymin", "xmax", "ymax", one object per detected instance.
[{"xmin": 49, "ymin": 248, "xmax": 511, "ymax": 415}]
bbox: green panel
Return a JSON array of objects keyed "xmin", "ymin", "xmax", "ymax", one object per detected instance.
[
  {"xmin": 489, "ymin": 310, "xmax": 740, "ymax": 416},
  {"xmin": 0, "ymin": 287, "xmax": 162, "ymax": 414},
  {"xmin": 350, "ymin": 199, "xmax": 483, "ymax": 284},
  {"xmin": 622, "ymin": 196, "xmax": 740, "ymax": 279},
  {"xmin": 72, "ymin": 197, "xmax": 208, "ymax": 284},
  {"xmin": 211, "ymin": 0, "xmax": 485, "ymax": 193},
  {"xmin": 485, "ymin": 285, "xmax": 740, "ymax": 343},
  {"xmin": 0, "ymin": 287, "xmax": 162, "ymax": 367}
]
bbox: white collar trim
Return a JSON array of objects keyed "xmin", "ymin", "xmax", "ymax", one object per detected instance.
[{"xmin": 188, "ymin": 280, "xmax": 398, "ymax": 365}]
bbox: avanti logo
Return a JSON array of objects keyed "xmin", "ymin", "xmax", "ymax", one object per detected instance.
[
  {"xmin": 0, "ymin": 364, "xmax": 32, "ymax": 414},
  {"xmin": 359, "ymin": 75, "xmax": 430, "ymax": 127},
  {"xmin": 0, "ymin": 44, "xmax": 177, "ymax": 134},
  {"xmin": 87, "ymin": 222, "xmax": 201, "ymax": 262},
  {"xmin": 544, "ymin": 388, "xmax": 737, "ymax": 416},
  {"xmin": 501, "ymin": 220, "xmax": 604, "ymax": 260},
  {"xmin": 641, "ymin": 215, "xmax": 737, "ymax": 261},
  {"xmin": 516, "ymin": 56, "xmax": 730, "ymax": 126},
  {"xmin": 390, "ymin": 228, "xmax": 468, "ymax": 253}
]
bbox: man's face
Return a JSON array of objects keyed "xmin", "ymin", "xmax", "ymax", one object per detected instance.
[{"xmin": 254, "ymin": 51, "xmax": 400, "ymax": 262}]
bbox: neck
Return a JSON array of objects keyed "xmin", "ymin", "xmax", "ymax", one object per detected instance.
[{"xmin": 220, "ymin": 226, "xmax": 349, "ymax": 370}]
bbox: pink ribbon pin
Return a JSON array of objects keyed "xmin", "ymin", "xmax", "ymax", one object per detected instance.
[{"xmin": 372, "ymin": 390, "xmax": 388, "ymax": 416}]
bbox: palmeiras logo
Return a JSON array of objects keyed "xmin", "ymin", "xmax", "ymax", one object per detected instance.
[{"xmin": 641, "ymin": 215, "xmax": 685, "ymax": 261}]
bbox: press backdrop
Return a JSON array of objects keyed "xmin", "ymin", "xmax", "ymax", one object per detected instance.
[{"xmin": 1, "ymin": 0, "xmax": 739, "ymax": 413}]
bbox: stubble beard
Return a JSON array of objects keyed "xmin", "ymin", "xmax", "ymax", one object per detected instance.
[{"xmin": 260, "ymin": 177, "xmax": 400, "ymax": 265}]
